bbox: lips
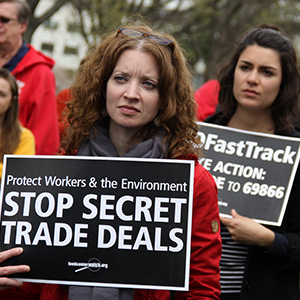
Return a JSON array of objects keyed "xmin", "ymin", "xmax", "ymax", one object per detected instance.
[
  {"xmin": 119, "ymin": 105, "xmax": 140, "ymax": 115},
  {"xmin": 243, "ymin": 89, "xmax": 259, "ymax": 97}
]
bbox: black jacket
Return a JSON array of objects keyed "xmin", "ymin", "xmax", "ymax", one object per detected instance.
[{"xmin": 205, "ymin": 113, "xmax": 300, "ymax": 300}]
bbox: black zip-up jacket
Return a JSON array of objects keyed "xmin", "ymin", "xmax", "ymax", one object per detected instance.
[{"xmin": 205, "ymin": 112, "xmax": 300, "ymax": 300}]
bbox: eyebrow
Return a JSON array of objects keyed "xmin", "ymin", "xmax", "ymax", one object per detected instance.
[
  {"xmin": 113, "ymin": 69, "xmax": 159, "ymax": 81},
  {"xmin": 239, "ymin": 60, "xmax": 278, "ymax": 71}
]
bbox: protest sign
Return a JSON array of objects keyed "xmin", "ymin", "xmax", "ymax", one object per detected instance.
[
  {"xmin": 0, "ymin": 155, "xmax": 194, "ymax": 290},
  {"xmin": 198, "ymin": 122, "xmax": 300, "ymax": 226}
]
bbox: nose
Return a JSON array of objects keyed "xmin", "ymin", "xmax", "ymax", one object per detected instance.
[
  {"xmin": 247, "ymin": 70, "xmax": 259, "ymax": 85},
  {"xmin": 123, "ymin": 81, "xmax": 140, "ymax": 100}
]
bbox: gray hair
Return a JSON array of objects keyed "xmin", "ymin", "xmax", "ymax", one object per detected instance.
[{"xmin": 0, "ymin": 0, "xmax": 31, "ymax": 24}]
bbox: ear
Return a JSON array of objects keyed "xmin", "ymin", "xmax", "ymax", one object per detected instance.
[{"xmin": 19, "ymin": 23, "xmax": 27, "ymax": 35}]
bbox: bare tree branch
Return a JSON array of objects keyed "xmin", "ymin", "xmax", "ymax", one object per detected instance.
[{"xmin": 25, "ymin": 0, "xmax": 69, "ymax": 42}]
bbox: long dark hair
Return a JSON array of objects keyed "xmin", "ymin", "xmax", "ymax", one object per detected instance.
[
  {"xmin": 218, "ymin": 25, "xmax": 300, "ymax": 132},
  {"xmin": 0, "ymin": 68, "xmax": 21, "ymax": 161}
]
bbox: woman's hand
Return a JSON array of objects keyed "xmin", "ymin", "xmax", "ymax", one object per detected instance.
[
  {"xmin": 0, "ymin": 247, "xmax": 30, "ymax": 291},
  {"xmin": 220, "ymin": 209, "xmax": 275, "ymax": 249}
]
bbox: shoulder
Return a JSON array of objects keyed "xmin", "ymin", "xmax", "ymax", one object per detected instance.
[
  {"xmin": 175, "ymin": 155, "xmax": 215, "ymax": 186},
  {"xmin": 277, "ymin": 128, "xmax": 300, "ymax": 138},
  {"xmin": 204, "ymin": 111, "xmax": 228, "ymax": 125},
  {"xmin": 26, "ymin": 45, "xmax": 55, "ymax": 66},
  {"xmin": 14, "ymin": 127, "xmax": 35, "ymax": 155},
  {"xmin": 194, "ymin": 80, "xmax": 219, "ymax": 101},
  {"xmin": 194, "ymin": 161, "xmax": 216, "ymax": 188},
  {"xmin": 21, "ymin": 127, "xmax": 35, "ymax": 139},
  {"xmin": 13, "ymin": 45, "xmax": 55, "ymax": 74},
  {"xmin": 194, "ymin": 80, "xmax": 220, "ymax": 121}
]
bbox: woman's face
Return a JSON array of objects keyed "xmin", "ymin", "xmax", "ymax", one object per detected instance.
[
  {"xmin": 233, "ymin": 44, "xmax": 282, "ymax": 113},
  {"xmin": 106, "ymin": 49, "xmax": 160, "ymax": 135},
  {"xmin": 0, "ymin": 77, "xmax": 12, "ymax": 117}
]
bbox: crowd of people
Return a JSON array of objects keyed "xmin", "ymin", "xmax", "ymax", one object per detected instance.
[{"xmin": 0, "ymin": 0, "xmax": 300, "ymax": 300}]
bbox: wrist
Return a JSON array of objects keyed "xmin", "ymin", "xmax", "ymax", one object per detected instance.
[{"xmin": 257, "ymin": 228, "xmax": 275, "ymax": 249}]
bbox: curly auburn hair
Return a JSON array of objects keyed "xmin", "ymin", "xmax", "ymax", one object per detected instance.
[
  {"xmin": 218, "ymin": 25, "xmax": 300, "ymax": 132},
  {"xmin": 61, "ymin": 24, "xmax": 201, "ymax": 159}
]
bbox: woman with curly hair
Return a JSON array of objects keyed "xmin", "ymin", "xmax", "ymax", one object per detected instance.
[
  {"xmin": 0, "ymin": 24, "xmax": 221, "ymax": 300},
  {"xmin": 62, "ymin": 27, "xmax": 200, "ymax": 159},
  {"xmin": 60, "ymin": 24, "xmax": 221, "ymax": 300}
]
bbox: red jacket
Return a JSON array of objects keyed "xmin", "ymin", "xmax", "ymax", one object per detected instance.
[
  {"xmin": 0, "ymin": 283, "xmax": 67, "ymax": 300},
  {"xmin": 194, "ymin": 80, "xmax": 220, "ymax": 122},
  {"xmin": 0, "ymin": 157, "xmax": 221, "ymax": 299},
  {"xmin": 135, "ymin": 156, "xmax": 221, "ymax": 299},
  {"xmin": 12, "ymin": 45, "xmax": 59, "ymax": 155}
]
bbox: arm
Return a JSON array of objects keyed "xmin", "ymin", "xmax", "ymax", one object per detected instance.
[
  {"xmin": 176, "ymin": 163, "xmax": 221, "ymax": 300},
  {"xmin": 275, "ymin": 164, "xmax": 300, "ymax": 271},
  {"xmin": 221, "ymin": 164, "xmax": 300, "ymax": 272},
  {"xmin": 17, "ymin": 65, "xmax": 59, "ymax": 155}
]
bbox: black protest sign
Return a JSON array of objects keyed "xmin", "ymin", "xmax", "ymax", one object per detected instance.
[
  {"xmin": 0, "ymin": 155, "xmax": 194, "ymax": 290},
  {"xmin": 198, "ymin": 122, "xmax": 300, "ymax": 226}
]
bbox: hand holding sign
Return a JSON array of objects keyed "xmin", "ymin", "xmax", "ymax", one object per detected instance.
[
  {"xmin": 0, "ymin": 247, "xmax": 30, "ymax": 291},
  {"xmin": 0, "ymin": 156, "xmax": 195, "ymax": 290},
  {"xmin": 220, "ymin": 209, "xmax": 275, "ymax": 249}
]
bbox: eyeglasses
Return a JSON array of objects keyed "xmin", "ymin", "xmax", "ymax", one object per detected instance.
[
  {"xmin": 116, "ymin": 28, "xmax": 174, "ymax": 52},
  {"xmin": 0, "ymin": 16, "xmax": 18, "ymax": 24}
]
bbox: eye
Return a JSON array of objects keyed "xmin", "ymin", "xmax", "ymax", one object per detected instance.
[
  {"xmin": 261, "ymin": 69, "xmax": 274, "ymax": 77},
  {"xmin": 239, "ymin": 64, "xmax": 251, "ymax": 71},
  {"xmin": 143, "ymin": 80, "xmax": 157, "ymax": 90},
  {"xmin": 0, "ymin": 91, "xmax": 8, "ymax": 97},
  {"xmin": 114, "ymin": 75, "xmax": 127, "ymax": 83}
]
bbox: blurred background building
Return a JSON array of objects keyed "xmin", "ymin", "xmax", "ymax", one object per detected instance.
[{"xmin": 31, "ymin": 0, "xmax": 89, "ymax": 90}]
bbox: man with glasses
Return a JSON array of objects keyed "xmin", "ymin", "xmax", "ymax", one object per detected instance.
[{"xmin": 0, "ymin": 0, "xmax": 59, "ymax": 155}]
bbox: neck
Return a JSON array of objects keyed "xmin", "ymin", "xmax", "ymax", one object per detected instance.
[
  {"xmin": 0, "ymin": 39, "xmax": 23, "ymax": 67},
  {"xmin": 109, "ymin": 122, "xmax": 142, "ymax": 156},
  {"xmin": 228, "ymin": 107, "xmax": 275, "ymax": 134}
]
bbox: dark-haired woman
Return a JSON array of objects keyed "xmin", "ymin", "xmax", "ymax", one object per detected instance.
[
  {"xmin": 206, "ymin": 25, "xmax": 300, "ymax": 300},
  {"xmin": 0, "ymin": 68, "xmax": 35, "ymax": 182}
]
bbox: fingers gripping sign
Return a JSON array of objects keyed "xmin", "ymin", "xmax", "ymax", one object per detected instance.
[
  {"xmin": 220, "ymin": 209, "xmax": 275, "ymax": 248},
  {"xmin": 0, "ymin": 247, "xmax": 30, "ymax": 291}
]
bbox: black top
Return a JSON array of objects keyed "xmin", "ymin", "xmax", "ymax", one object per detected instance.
[{"xmin": 205, "ymin": 112, "xmax": 300, "ymax": 300}]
